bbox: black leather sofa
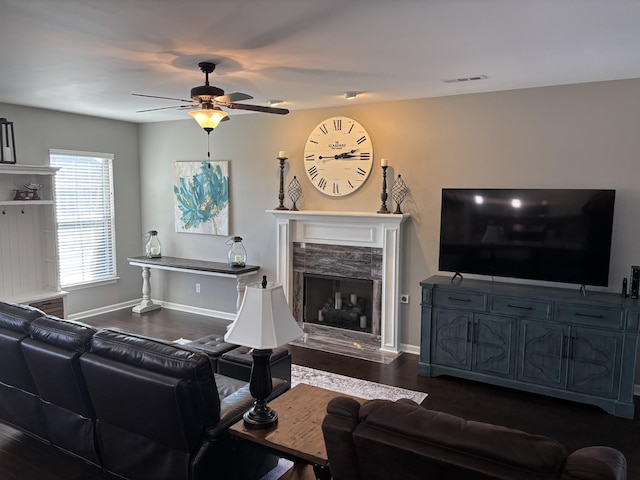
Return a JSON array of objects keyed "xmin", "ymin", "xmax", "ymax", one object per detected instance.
[
  {"xmin": 0, "ymin": 301, "xmax": 288, "ymax": 480},
  {"xmin": 322, "ymin": 396, "xmax": 627, "ymax": 480}
]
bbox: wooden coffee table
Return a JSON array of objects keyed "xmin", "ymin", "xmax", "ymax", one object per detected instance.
[{"xmin": 229, "ymin": 383, "xmax": 364, "ymax": 480}]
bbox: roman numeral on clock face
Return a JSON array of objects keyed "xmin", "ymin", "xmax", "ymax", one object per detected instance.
[
  {"xmin": 308, "ymin": 165, "xmax": 318, "ymax": 179},
  {"xmin": 333, "ymin": 119, "xmax": 342, "ymax": 131},
  {"xmin": 356, "ymin": 136, "xmax": 367, "ymax": 145},
  {"xmin": 360, "ymin": 152, "xmax": 370, "ymax": 160},
  {"xmin": 357, "ymin": 167, "xmax": 367, "ymax": 176},
  {"xmin": 333, "ymin": 183, "xmax": 339, "ymax": 194},
  {"xmin": 305, "ymin": 154, "xmax": 315, "ymax": 161},
  {"xmin": 318, "ymin": 178, "xmax": 327, "ymax": 190},
  {"xmin": 319, "ymin": 124, "xmax": 329, "ymax": 135}
]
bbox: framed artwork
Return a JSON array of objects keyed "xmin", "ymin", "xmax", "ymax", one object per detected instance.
[{"xmin": 174, "ymin": 161, "xmax": 229, "ymax": 235}]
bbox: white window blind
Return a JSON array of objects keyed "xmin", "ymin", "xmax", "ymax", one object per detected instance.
[{"xmin": 50, "ymin": 150, "xmax": 117, "ymax": 287}]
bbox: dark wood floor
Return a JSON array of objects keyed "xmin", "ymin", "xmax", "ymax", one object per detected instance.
[{"xmin": 1, "ymin": 307, "xmax": 639, "ymax": 479}]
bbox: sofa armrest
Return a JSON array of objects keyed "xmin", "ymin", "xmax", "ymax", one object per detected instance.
[
  {"xmin": 207, "ymin": 377, "xmax": 289, "ymax": 439},
  {"xmin": 562, "ymin": 446, "xmax": 627, "ymax": 480},
  {"xmin": 322, "ymin": 396, "xmax": 363, "ymax": 480}
]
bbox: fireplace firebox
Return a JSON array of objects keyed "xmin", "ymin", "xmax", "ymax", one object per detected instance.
[{"xmin": 304, "ymin": 274, "xmax": 373, "ymax": 333}]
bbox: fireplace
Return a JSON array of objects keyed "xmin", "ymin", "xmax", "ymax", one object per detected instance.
[
  {"xmin": 268, "ymin": 210, "xmax": 409, "ymax": 353},
  {"xmin": 304, "ymin": 274, "xmax": 374, "ymax": 333}
]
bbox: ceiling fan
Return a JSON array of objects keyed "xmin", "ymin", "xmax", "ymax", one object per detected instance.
[{"xmin": 133, "ymin": 61, "xmax": 289, "ymax": 132}]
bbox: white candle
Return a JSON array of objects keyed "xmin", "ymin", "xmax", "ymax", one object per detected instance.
[
  {"xmin": 278, "ymin": 150, "xmax": 286, "ymax": 158},
  {"xmin": 150, "ymin": 246, "xmax": 160, "ymax": 255},
  {"xmin": 318, "ymin": 309, "xmax": 324, "ymax": 321},
  {"xmin": 3, "ymin": 147, "xmax": 12, "ymax": 162},
  {"xmin": 350, "ymin": 294, "xmax": 357, "ymax": 304},
  {"xmin": 234, "ymin": 254, "xmax": 243, "ymax": 263},
  {"xmin": 380, "ymin": 158, "xmax": 388, "ymax": 167},
  {"xmin": 360, "ymin": 315, "xmax": 367, "ymax": 329}
]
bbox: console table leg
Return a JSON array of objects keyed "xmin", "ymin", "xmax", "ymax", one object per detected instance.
[
  {"xmin": 237, "ymin": 276, "xmax": 250, "ymax": 312},
  {"xmin": 132, "ymin": 266, "xmax": 161, "ymax": 313}
]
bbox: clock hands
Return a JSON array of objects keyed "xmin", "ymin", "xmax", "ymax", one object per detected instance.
[{"xmin": 319, "ymin": 150, "xmax": 359, "ymax": 161}]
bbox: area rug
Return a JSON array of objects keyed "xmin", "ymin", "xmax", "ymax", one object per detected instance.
[{"xmin": 291, "ymin": 364, "xmax": 427, "ymax": 404}]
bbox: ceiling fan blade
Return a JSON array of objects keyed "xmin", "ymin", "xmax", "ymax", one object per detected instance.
[
  {"xmin": 132, "ymin": 93, "xmax": 193, "ymax": 103},
  {"xmin": 215, "ymin": 92, "xmax": 253, "ymax": 103},
  {"xmin": 136, "ymin": 104, "xmax": 196, "ymax": 113},
  {"xmin": 224, "ymin": 103, "xmax": 289, "ymax": 115}
]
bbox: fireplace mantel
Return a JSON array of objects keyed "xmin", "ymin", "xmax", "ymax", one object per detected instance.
[{"xmin": 267, "ymin": 210, "xmax": 410, "ymax": 353}]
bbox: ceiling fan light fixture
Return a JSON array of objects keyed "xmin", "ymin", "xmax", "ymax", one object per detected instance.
[
  {"xmin": 343, "ymin": 91, "xmax": 358, "ymax": 100},
  {"xmin": 267, "ymin": 99, "xmax": 283, "ymax": 107},
  {"xmin": 188, "ymin": 105, "xmax": 229, "ymax": 133}
]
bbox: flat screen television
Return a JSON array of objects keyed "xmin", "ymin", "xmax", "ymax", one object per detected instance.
[{"xmin": 438, "ymin": 188, "xmax": 616, "ymax": 287}]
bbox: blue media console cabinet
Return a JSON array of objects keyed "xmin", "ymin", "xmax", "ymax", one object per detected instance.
[{"xmin": 419, "ymin": 275, "xmax": 639, "ymax": 419}]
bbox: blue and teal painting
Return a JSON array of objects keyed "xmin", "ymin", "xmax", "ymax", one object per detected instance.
[{"xmin": 174, "ymin": 161, "xmax": 229, "ymax": 235}]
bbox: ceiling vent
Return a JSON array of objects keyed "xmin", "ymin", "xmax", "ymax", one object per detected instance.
[{"xmin": 443, "ymin": 74, "xmax": 488, "ymax": 84}]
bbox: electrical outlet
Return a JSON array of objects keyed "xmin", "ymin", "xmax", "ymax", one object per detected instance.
[
  {"xmin": 400, "ymin": 294, "xmax": 409, "ymax": 304},
  {"xmin": 195, "ymin": 283, "xmax": 201, "ymax": 294}
]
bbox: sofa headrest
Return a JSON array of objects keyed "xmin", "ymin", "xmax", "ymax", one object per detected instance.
[
  {"xmin": 90, "ymin": 328, "xmax": 213, "ymax": 379},
  {"xmin": 30, "ymin": 315, "xmax": 96, "ymax": 352},
  {"xmin": 0, "ymin": 301, "xmax": 44, "ymax": 333},
  {"xmin": 357, "ymin": 399, "xmax": 568, "ymax": 476}
]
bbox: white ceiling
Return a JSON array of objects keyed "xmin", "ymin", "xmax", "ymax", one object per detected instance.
[{"xmin": 1, "ymin": 0, "xmax": 639, "ymax": 124}]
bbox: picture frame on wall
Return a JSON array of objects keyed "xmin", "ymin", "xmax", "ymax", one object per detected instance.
[{"xmin": 173, "ymin": 160, "xmax": 229, "ymax": 235}]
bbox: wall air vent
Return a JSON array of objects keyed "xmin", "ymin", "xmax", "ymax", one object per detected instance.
[{"xmin": 443, "ymin": 74, "xmax": 488, "ymax": 83}]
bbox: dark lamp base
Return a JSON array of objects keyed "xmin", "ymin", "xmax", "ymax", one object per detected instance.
[
  {"xmin": 243, "ymin": 402, "xmax": 278, "ymax": 429},
  {"xmin": 244, "ymin": 348, "xmax": 278, "ymax": 429}
]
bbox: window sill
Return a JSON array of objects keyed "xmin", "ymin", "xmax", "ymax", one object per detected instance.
[{"xmin": 62, "ymin": 277, "xmax": 119, "ymax": 291}]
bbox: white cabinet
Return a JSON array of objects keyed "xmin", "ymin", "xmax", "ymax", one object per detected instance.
[{"xmin": 0, "ymin": 164, "xmax": 66, "ymax": 316}]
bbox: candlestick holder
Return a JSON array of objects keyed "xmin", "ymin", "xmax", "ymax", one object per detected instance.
[
  {"xmin": 377, "ymin": 165, "xmax": 390, "ymax": 214},
  {"xmin": 274, "ymin": 155, "xmax": 289, "ymax": 210},
  {"xmin": 391, "ymin": 174, "xmax": 409, "ymax": 214}
]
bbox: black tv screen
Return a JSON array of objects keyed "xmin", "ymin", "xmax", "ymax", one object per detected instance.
[{"xmin": 439, "ymin": 189, "xmax": 616, "ymax": 287}]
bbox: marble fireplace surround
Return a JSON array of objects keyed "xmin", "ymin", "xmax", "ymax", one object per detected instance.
[{"xmin": 268, "ymin": 210, "xmax": 409, "ymax": 353}]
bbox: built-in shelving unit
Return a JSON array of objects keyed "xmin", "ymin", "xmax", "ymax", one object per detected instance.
[{"xmin": 0, "ymin": 164, "xmax": 66, "ymax": 316}]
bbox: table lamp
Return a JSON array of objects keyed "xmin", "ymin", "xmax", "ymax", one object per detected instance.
[{"xmin": 225, "ymin": 275, "xmax": 303, "ymax": 429}]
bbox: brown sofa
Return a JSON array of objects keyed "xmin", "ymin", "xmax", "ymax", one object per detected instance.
[{"xmin": 322, "ymin": 396, "xmax": 627, "ymax": 480}]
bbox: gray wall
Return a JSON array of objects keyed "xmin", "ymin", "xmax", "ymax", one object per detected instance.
[
  {"xmin": 3, "ymin": 78, "xmax": 640, "ymax": 355},
  {"xmin": 139, "ymin": 79, "xmax": 640, "ymax": 352},
  {"xmin": 0, "ymin": 102, "xmax": 142, "ymax": 314}
]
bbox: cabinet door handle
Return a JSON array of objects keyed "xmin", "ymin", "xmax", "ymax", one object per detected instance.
[
  {"xmin": 507, "ymin": 304, "xmax": 533, "ymax": 310},
  {"xmin": 561, "ymin": 335, "xmax": 568, "ymax": 358},
  {"xmin": 568, "ymin": 336, "xmax": 576, "ymax": 359},
  {"xmin": 574, "ymin": 312, "xmax": 604, "ymax": 319},
  {"xmin": 449, "ymin": 296, "xmax": 471, "ymax": 303}
]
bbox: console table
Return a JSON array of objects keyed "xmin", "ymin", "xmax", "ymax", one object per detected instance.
[
  {"xmin": 127, "ymin": 256, "xmax": 259, "ymax": 314},
  {"xmin": 419, "ymin": 275, "xmax": 639, "ymax": 419}
]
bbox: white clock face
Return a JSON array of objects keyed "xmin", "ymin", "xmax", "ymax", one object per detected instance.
[{"xmin": 303, "ymin": 116, "xmax": 374, "ymax": 197}]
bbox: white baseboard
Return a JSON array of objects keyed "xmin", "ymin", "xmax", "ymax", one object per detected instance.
[
  {"xmin": 69, "ymin": 298, "xmax": 235, "ymax": 323},
  {"xmin": 400, "ymin": 342, "xmax": 420, "ymax": 356},
  {"xmin": 159, "ymin": 300, "xmax": 236, "ymax": 322},
  {"xmin": 68, "ymin": 299, "xmax": 140, "ymax": 321}
]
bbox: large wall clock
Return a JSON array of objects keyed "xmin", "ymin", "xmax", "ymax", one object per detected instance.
[{"xmin": 303, "ymin": 116, "xmax": 374, "ymax": 197}]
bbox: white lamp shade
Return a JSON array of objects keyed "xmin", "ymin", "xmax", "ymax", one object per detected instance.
[{"xmin": 225, "ymin": 281, "xmax": 303, "ymax": 349}]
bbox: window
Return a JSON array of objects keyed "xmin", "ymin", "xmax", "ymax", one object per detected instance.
[{"xmin": 50, "ymin": 150, "xmax": 117, "ymax": 287}]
